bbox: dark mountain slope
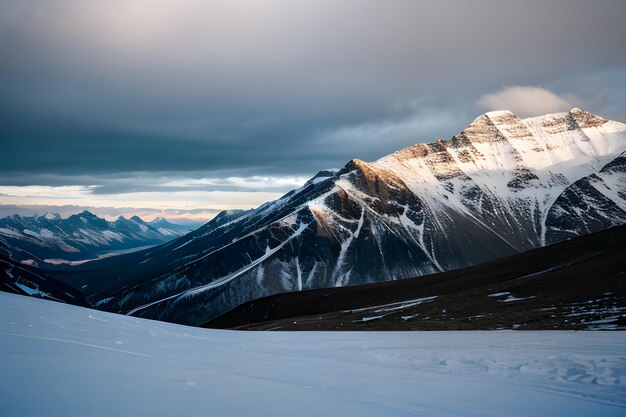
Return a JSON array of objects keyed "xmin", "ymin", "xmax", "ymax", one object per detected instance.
[
  {"xmin": 205, "ymin": 224, "xmax": 626, "ymax": 330},
  {"xmin": 0, "ymin": 244, "xmax": 87, "ymax": 306}
]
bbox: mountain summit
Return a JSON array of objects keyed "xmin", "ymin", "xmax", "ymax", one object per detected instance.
[{"xmin": 51, "ymin": 109, "xmax": 626, "ymax": 325}]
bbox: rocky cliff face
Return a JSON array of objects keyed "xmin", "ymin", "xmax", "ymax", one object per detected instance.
[{"xmin": 51, "ymin": 108, "xmax": 626, "ymax": 325}]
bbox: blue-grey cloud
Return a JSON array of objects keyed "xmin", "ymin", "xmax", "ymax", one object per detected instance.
[{"xmin": 1, "ymin": 0, "xmax": 626, "ymax": 194}]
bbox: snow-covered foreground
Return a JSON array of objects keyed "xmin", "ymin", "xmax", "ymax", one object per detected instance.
[{"xmin": 1, "ymin": 293, "xmax": 624, "ymax": 417}]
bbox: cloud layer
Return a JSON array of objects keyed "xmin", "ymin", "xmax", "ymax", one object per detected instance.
[
  {"xmin": 476, "ymin": 86, "xmax": 574, "ymax": 117},
  {"xmin": 1, "ymin": 1, "xmax": 626, "ymax": 213}
]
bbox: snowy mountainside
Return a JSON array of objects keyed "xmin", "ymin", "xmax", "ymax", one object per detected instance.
[
  {"xmin": 546, "ymin": 151, "xmax": 626, "ymax": 242},
  {"xmin": 0, "ymin": 210, "xmax": 195, "ymax": 263},
  {"xmin": 1, "ymin": 292, "xmax": 625, "ymax": 417},
  {"xmin": 52, "ymin": 108, "xmax": 626, "ymax": 326}
]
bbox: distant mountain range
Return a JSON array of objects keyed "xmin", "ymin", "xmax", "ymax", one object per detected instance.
[
  {"xmin": 29, "ymin": 108, "xmax": 624, "ymax": 326},
  {"xmin": 0, "ymin": 211, "xmax": 197, "ymax": 264}
]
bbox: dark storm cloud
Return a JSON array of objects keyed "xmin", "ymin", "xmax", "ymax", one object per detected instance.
[{"xmin": 1, "ymin": 0, "xmax": 626, "ymax": 189}]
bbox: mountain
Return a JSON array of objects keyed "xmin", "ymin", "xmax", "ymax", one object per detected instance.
[
  {"xmin": 46, "ymin": 108, "xmax": 626, "ymax": 326},
  {"xmin": 0, "ymin": 242, "xmax": 87, "ymax": 306},
  {"xmin": 204, "ymin": 224, "xmax": 626, "ymax": 330},
  {"xmin": 0, "ymin": 210, "xmax": 196, "ymax": 264},
  {"xmin": 149, "ymin": 217, "xmax": 201, "ymax": 235}
]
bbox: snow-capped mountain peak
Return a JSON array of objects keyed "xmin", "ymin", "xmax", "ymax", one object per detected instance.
[
  {"xmin": 374, "ymin": 108, "xmax": 624, "ymax": 244},
  {"xmin": 36, "ymin": 212, "xmax": 61, "ymax": 221}
]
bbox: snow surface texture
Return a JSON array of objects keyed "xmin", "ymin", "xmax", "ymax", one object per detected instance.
[{"xmin": 1, "ymin": 293, "xmax": 625, "ymax": 417}]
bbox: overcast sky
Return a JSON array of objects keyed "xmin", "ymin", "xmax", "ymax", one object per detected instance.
[{"xmin": 1, "ymin": 0, "xmax": 626, "ymax": 220}]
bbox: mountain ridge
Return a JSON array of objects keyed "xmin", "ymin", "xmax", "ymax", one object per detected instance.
[{"xmin": 0, "ymin": 210, "xmax": 196, "ymax": 264}]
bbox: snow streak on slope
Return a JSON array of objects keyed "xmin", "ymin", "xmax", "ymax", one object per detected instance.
[
  {"xmin": 1, "ymin": 293, "xmax": 626, "ymax": 417},
  {"xmin": 126, "ymin": 221, "xmax": 310, "ymax": 315}
]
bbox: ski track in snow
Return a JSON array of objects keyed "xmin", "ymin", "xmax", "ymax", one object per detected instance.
[{"xmin": 1, "ymin": 293, "xmax": 625, "ymax": 417}]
